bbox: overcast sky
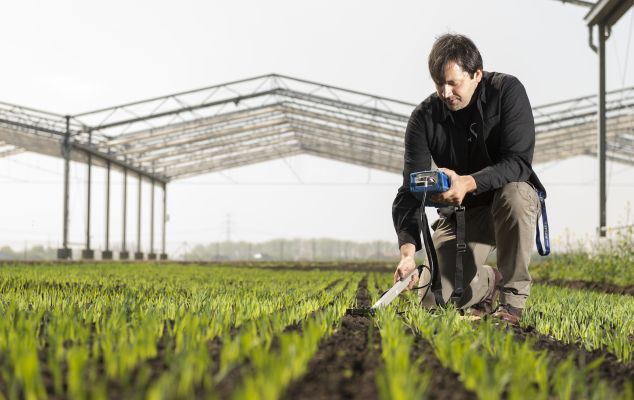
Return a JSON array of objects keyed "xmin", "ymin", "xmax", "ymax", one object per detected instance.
[{"xmin": 1, "ymin": 0, "xmax": 633, "ymax": 257}]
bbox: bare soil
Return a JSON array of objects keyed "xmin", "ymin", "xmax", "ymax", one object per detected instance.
[
  {"xmin": 282, "ymin": 277, "xmax": 382, "ymax": 400},
  {"xmin": 409, "ymin": 335, "xmax": 477, "ymax": 400},
  {"xmin": 283, "ymin": 277, "xmax": 477, "ymax": 400},
  {"xmin": 510, "ymin": 324, "xmax": 634, "ymax": 392},
  {"xmin": 535, "ymin": 279, "xmax": 634, "ymax": 296}
]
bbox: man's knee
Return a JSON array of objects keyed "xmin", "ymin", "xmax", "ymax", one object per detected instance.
[{"xmin": 492, "ymin": 182, "xmax": 539, "ymax": 222}]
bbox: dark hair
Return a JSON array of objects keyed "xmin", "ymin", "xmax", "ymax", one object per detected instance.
[{"xmin": 428, "ymin": 34, "xmax": 483, "ymax": 85}]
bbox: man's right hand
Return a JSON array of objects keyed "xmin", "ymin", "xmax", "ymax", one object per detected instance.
[
  {"xmin": 394, "ymin": 243, "xmax": 419, "ymax": 291},
  {"xmin": 430, "ymin": 168, "xmax": 477, "ymax": 206}
]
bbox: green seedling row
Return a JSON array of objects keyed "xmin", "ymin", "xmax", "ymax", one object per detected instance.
[
  {"xmin": 0, "ymin": 263, "xmax": 360, "ymax": 399},
  {"xmin": 145, "ymin": 275, "xmax": 361, "ymax": 399},
  {"xmin": 524, "ymin": 284, "xmax": 634, "ymax": 362},
  {"xmin": 370, "ymin": 273, "xmax": 430, "ymax": 400},
  {"xmin": 0, "ymin": 262, "xmax": 631, "ymax": 400},
  {"xmin": 214, "ymin": 278, "xmax": 351, "ymax": 380},
  {"xmin": 232, "ymin": 275, "xmax": 360, "ymax": 399},
  {"xmin": 372, "ymin": 273, "xmax": 628, "ymax": 400}
]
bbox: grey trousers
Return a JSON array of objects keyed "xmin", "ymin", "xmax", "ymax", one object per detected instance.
[{"xmin": 419, "ymin": 182, "xmax": 541, "ymax": 309}]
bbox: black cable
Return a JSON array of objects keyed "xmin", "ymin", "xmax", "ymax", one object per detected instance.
[
  {"xmin": 412, "ymin": 264, "xmax": 432, "ymax": 303},
  {"xmin": 416, "ymin": 190, "xmax": 434, "ymax": 306}
]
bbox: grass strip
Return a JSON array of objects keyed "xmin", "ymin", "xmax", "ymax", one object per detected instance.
[{"xmin": 524, "ymin": 284, "xmax": 634, "ymax": 362}]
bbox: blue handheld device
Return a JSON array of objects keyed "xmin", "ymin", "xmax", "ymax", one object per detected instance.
[
  {"xmin": 409, "ymin": 170, "xmax": 450, "ymax": 193},
  {"xmin": 409, "ymin": 170, "xmax": 451, "ymax": 208}
]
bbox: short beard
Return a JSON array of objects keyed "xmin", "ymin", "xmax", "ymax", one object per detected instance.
[{"xmin": 446, "ymin": 101, "xmax": 466, "ymax": 111}]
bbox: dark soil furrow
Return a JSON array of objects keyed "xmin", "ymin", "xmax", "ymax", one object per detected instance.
[
  {"xmin": 535, "ymin": 279, "xmax": 634, "ymax": 296},
  {"xmin": 211, "ymin": 358, "xmax": 248, "ymax": 400},
  {"xmin": 282, "ymin": 276, "xmax": 382, "ymax": 400},
  {"xmin": 409, "ymin": 336, "xmax": 477, "ymax": 400},
  {"xmin": 510, "ymin": 324, "xmax": 634, "ymax": 391}
]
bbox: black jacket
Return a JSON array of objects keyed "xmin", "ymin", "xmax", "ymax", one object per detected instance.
[{"xmin": 392, "ymin": 71, "xmax": 545, "ymax": 251}]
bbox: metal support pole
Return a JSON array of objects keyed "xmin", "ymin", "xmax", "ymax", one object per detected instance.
[
  {"xmin": 102, "ymin": 161, "xmax": 113, "ymax": 259},
  {"xmin": 82, "ymin": 131, "xmax": 94, "ymax": 260},
  {"xmin": 598, "ymin": 23, "xmax": 607, "ymax": 237},
  {"xmin": 161, "ymin": 182, "xmax": 167, "ymax": 260},
  {"xmin": 149, "ymin": 180, "xmax": 156, "ymax": 260},
  {"xmin": 135, "ymin": 174, "xmax": 143, "ymax": 260},
  {"xmin": 86, "ymin": 154, "xmax": 91, "ymax": 249},
  {"xmin": 120, "ymin": 168, "xmax": 129, "ymax": 259},
  {"xmin": 57, "ymin": 115, "xmax": 72, "ymax": 260}
]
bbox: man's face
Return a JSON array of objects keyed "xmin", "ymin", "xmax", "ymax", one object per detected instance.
[{"xmin": 435, "ymin": 61, "xmax": 482, "ymax": 111}]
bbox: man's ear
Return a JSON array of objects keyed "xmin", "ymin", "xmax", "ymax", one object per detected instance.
[{"xmin": 474, "ymin": 69, "xmax": 483, "ymax": 83}]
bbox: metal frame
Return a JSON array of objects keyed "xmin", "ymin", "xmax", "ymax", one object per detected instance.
[
  {"xmin": 532, "ymin": 86, "xmax": 634, "ymax": 164},
  {"xmin": 583, "ymin": 0, "xmax": 633, "ymax": 236},
  {"xmin": 0, "ymin": 73, "xmax": 633, "ymax": 257},
  {"xmin": 3, "ymin": 74, "xmax": 632, "ymax": 175}
]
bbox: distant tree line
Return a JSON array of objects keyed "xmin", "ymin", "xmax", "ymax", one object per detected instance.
[
  {"xmin": 183, "ymin": 239, "xmax": 401, "ymax": 261},
  {"xmin": 0, "ymin": 245, "xmax": 57, "ymax": 260},
  {"xmin": 0, "ymin": 239, "xmax": 402, "ymax": 262}
]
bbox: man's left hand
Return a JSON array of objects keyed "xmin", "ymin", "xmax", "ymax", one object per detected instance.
[{"xmin": 430, "ymin": 168, "xmax": 477, "ymax": 206}]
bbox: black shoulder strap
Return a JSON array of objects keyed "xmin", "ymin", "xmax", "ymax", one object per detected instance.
[{"xmin": 450, "ymin": 206, "xmax": 466, "ymax": 305}]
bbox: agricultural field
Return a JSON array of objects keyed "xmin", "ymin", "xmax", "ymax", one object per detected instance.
[
  {"xmin": 530, "ymin": 231, "xmax": 634, "ymax": 295},
  {"xmin": 0, "ymin": 261, "xmax": 632, "ymax": 399}
]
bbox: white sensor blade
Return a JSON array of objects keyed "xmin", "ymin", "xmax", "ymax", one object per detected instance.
[{"xmin": 372, "ymin": 268, "xmax": 417, "ymax": 309}]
